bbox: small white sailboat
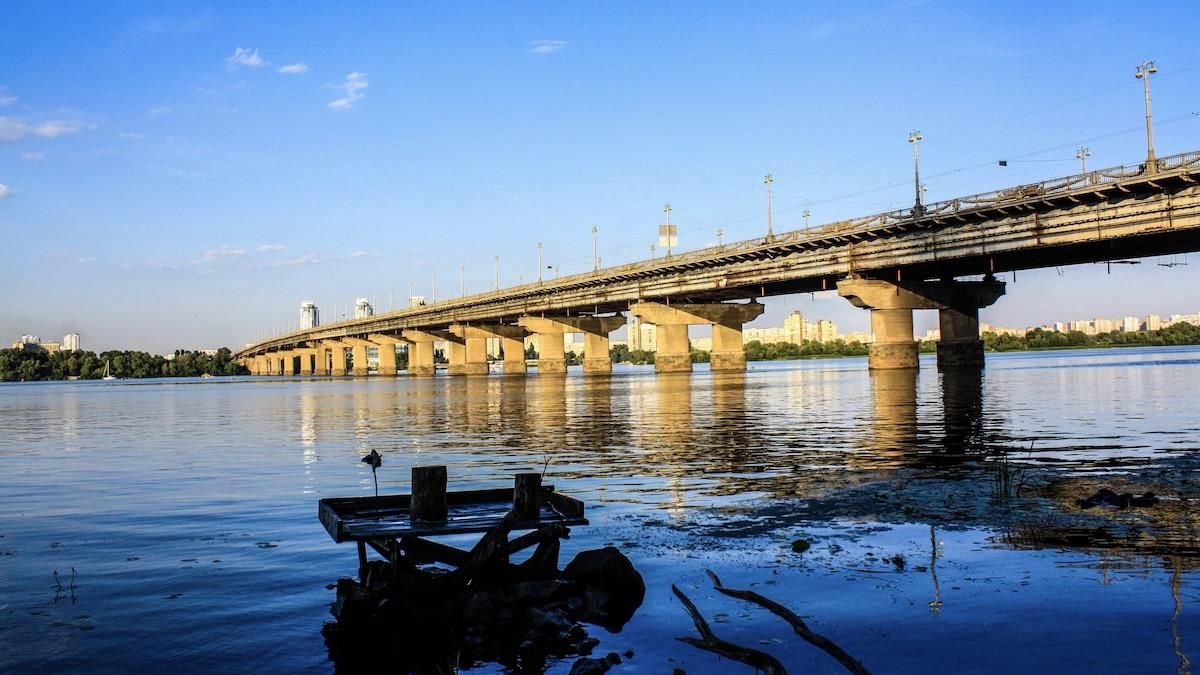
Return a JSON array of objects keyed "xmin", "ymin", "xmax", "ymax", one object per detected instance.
[{"xmin": 102, "ymin": 360, "xmax": 116, "ymax": 381}]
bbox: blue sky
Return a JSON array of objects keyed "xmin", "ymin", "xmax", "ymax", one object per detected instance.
[{"xmin": 3, "ymin": 1, "xmax": 1200, "ymax": 352}]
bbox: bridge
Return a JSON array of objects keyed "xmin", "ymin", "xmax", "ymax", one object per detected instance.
[{"xmin": 236, "ymin": 150, "xmax": 1200, "ymax": 376}]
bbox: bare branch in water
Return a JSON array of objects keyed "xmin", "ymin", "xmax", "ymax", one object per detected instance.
[
  {"xmin": 705, "ymin": 569, "xmax": 872, "ymax": 675},
  {"xmin": 671, "ymin": 584, "xmax": 788, "ymax": 675}
]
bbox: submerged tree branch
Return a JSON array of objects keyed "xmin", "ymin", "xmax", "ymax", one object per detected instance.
[
  {"xmin": 671, "ymin": 584, "xmax": 788, "ymax": 675},
  {"xmin": 705, "ymin": 569, "xmax": 872, "ymax": 675}
]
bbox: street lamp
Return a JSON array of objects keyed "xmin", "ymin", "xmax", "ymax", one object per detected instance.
[
  {"xmin": 494, "ymin": 256, "xmax": 500, "ymax": 290},
  {"xmin": 1076, "ymin": 146, "xmax": 1091, "ymax": 174},
  {"xmin": 460, "ymin": 264, "xmax": 465, "ymax": 297},
  {"xmin": 1135, "ymin": 60, "xmax": 1158, "ymax": 174},
  {"xmin": 432, "ymin": 272, "xmax": 437, "ymax": 303},
  {"xmin": 662, "ymin": 203, "xmax": 673, "ymax": 258},
  {"xmin": 650, "ymin": 244, "xmax": 656, "ymax": 259},
  {"xmin": 763, "ymin": 173, "xmax": 775, "ymax": 241},
  {"xmin": 591, "ymin": 225, "xmax": 599, "ymax": 271},
  {"xmin": 908, "ymin": 129, "xmax": 924, "ymax": 215},
  {"xmin": 802, "ymin": 208, "xmax": 811, "ymax": 228},
  {"xmin": 537, "ymin": 242, "xmax": 543, "ymax": 283},
  {"xmin": 716, "ymin": 228, "xmax": 724, "ymax": 246}
]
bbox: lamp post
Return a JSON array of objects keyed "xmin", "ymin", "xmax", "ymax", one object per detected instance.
[
  {"xmin": 1135, "ymin": 60, "xmax": 1158, "ymax": 174},
  {"xmin": 1075, "ymin": 146, "xmax": 1091, "ymax": 174},
  {"xmin": 460, "ymin": 265, "xmax": 465, "ymax": 297},
  {"xmin": 716, "ymin": 228, "xmax": 724, "ymax": 246},
  {"xmin": 663, "ymin": 203, "xmax": 673, "ymax": 258},
  {"xmin": 591, "ymin": 225, "xmax": 599, "ymax": 271},
  {"xmin": 650, "ymin": 244, "xmax": 656, "ymax": 260},
  {"xmin": 494, "ymin": 256, "xmax": 500, "ymax": 290},
  {"xmin": 908, "ymin": 129, "xmax": 924, "ymax": 215},
  {"xmin": 537, "ymin": 242, "xmax": 543, "ymax": 283},
  {"xmin": 802, "ymin": 208, "xmax": 811, "ymax": 228},
  {"xmin": 763, "ymin": 173, "xmax": 775, "ymax": 241},
  {"xmin": 432, "ymin": 273, "xmax": 437, "ymax": 303}
]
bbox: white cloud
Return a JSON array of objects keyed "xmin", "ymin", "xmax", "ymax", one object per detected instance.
[
  {"xmin": 257, "ymin": 243, "xmax": 285, "ymax": 253},
  {"xmin": 225, "ymin": 47, "xmax": 265, "ymax": 70},
  {"xmin": 148, "ymin": 105, "xmax": 172, "ymax": 117},
  {"xmin": 118, "ymin": 131, "xmax": 146, "ymax": 141},
  {"xmin": 197, "ymin": 244, "xmax": 246, "ymax": 263},
  {"xmin": 528, "ymin": 40, "xmax": 567, "ymax": 55},
  {"xmin": 77, "ymin": 256, "xmax": 96, "ymax": 264},
  {"xmin": 21, "ymin": 152, "xmax": 45, "ymax": 161},
  {"xmin": 0, "ymin": 182, "xmax": 11, "ymax": 199},
  {"xmin": 0, "ymin": 117, "xmax": 85, "ymax": 143},
  {"xmin": 0, "ymin": 93, "xmax": 16, "ymax": 107},
  {"xmin": 328, "ymin": 72, "xmax": 368, "ymax": 110},
  {"xmin": 278, "ymin": 63, "xmax": 308, "ymax": 75}
]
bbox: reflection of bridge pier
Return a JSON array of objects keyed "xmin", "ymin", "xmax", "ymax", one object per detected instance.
[
  {"xmin": 838, "ymin": 278, "xmax": 1005, "ymax": 370},
  {"xmin": 870, "ymin": 368, "xmax": 920, "ymax": 454},
  {"xmin": 941, "ymin": 367, "xmax": 985, "ymax": 455},
  {"xmin": 630, "ymin": 301, "xmax": 764, "ymax": 373}
]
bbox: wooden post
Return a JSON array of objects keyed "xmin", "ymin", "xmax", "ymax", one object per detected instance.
[
  {"xmin": 411, "ymin": 465, "xmax": 448, "ymax": 522},
  {"xmin": 513, "ymin": 473, "xmax": 542, "ymax": 521}
]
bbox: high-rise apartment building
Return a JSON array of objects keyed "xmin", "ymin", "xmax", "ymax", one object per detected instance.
[
  {"xmin": 63, "ymin": 333, "xmax": 80, "ymax": 351},
  {"xmin": 300, "ymin": 302, "xmax": 320, "ymax": 329},
  {"xmin": 628, "ymin": 317, "xmax": 657, "ymax": 352},
  {"xmin": 783, "ymin": 311, "xmax": 807, "ymax": 343},
  {"xmin": 1147, "ymin": 314, "xmax": 1162, "ymax": 331},
  {"xmin": 355, "ymin": 298, "xmax": 374, "ymax": 319}
]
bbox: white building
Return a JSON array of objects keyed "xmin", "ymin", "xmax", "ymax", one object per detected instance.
[
  {"xmin": 355, "ymin": 298, "xmax": 374, "ymax": 319},
  {"xmin": 812, "ymin": 319, "xmax": 838, "ymax": 342},
  {"xmin": 63, "ymin": 333, "xmax": 80, "ymax": 351},
  {"xmin": 1121, "ymin": 316, "xmax": 1140, "ymax": 332},
  {"xmin": 300, "ymin": 302, "xmax": 320, "ymax": 329},
  {"xmin": 783, "ymin": 311, "xmax": 807, "ymax": 344},
  {"xmin": 628, "ymin": 317, "xmax": 657, "ymax": 351},
  {"xmin": 1147, "ymin": 314, "xmax": 1162, "ymax": 331}
]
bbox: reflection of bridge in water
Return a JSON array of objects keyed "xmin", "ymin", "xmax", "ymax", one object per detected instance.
[{"xmin": 238, "ymin": 151, "xmax": 1200, "ymax": 378}]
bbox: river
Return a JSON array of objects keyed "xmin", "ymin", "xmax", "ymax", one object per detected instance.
[{"xmin": 1, "ymin": 346, "xmax": 1197, "ymax": 673}]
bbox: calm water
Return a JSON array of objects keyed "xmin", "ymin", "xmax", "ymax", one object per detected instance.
[{"xmin": 1, "ymin": 347, "xmax": 1198, "ymax": 673}]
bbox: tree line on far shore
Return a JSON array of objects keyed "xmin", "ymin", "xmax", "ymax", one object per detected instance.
[
  {"xmin": 0, "ymin": 347, "xmax": 248, "ymax": 382},
  {"xmin": 974, "ymin": 321, "xmax": 1200, "ymax": 352}
]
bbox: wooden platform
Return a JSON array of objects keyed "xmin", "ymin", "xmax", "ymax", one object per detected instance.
[{"xmin": 319, "ymin": 485, "xmax": 588, "ymax": 543}]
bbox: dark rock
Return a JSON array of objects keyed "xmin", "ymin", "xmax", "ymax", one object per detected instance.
[
  {"xmin": 1078, "ymin": 488, "xmax": 1159, "ymax": 510},
  {"xmin": 511, "ymin": 578, "xmax": 576, "ymax": 605},
  {"xmin": 673, "ymin": 669, "xmax": 687, "ymax": 675},
  {"xmin": 563, "ymin": 547, "xmax": 645, "ymax": 631},
  {"xmin": 528, "ymin": 607, "xmax": 574, "ymax": 639},
  {"xmin": 569, "ymin": 656, "xmax": 613, "ymax": 675},
  {"xmin": 791, "ymin": 539, "xmax": 811, "ymax": 553}
]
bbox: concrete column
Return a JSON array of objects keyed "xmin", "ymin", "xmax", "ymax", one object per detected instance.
[
  {"xmin": 935, "ymin": 308, "xmax": 983, "ymax": 369},
  {"xmin": 366, "ymin": 335, "xmax": 404, "ymax": 376},
  {"xmin": 342, "ymin": 338, "xmax": 374, "ymax": 376},
  {"xmin": 502, "ymin": 336, "xmax": 527, "ymax": 375},
  {"xmin": 583, "ymin": 333, "xmax": 612, "ymax": 374},
  {"xmin": 838, "ymin": 277, "xmax": 1005, "ymax": 371},
  {"xmin": 297, "ymin": 348, "xmax": 315, "ymax": 376},
  {"xmin": 281, "ymin": 350, "xmax": 298, "ymax": 376},
  {"xmin": 323, "ymin": 341, "xmax": 349, "ymax": 376},
  {"xmin": 402, "ymin": 330, "xmax": 454, "ymax": 377},
  {"xmin": 448, "ymin": 325, "xmax": 491, "ymax": 376},
  {"xmin": 655, "ymin": 324, "xmax": 691, "ymax": 373},
  {"xmin": 536, "ymin": 331, "xmax": 568, "ymax": 374},
  {"xmin": 252, "ymin": 357, "xmax": 264, "ymax": 375},
  {"xmin": 629, "ymin": 302, "xmax": 765, "ymax": 373},
  {"xmin": 518, "ymin": 315, "xmax": 626, "ymax": 376}
]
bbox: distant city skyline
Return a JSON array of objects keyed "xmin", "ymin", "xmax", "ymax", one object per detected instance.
[{"xmin": 4, "ymin": 3, "xmax": 1200, "ymax": 352}]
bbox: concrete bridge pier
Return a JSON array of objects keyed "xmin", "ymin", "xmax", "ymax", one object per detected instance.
[
  {"xmin": 323, "ymin": 340, "xmax": 349, "ymax": 376},
  {"xmin": 837, "ymin": 277, "xmax": 1005, "ymax": 370},
  {"xmin": 368, "ymin": 334, "xmax": 405, "ymax": 376},
  {"xmin": 282, "ymin": 350, "xmax": 299, "ymax": 376},
  {"xmin": 455, "ymin": 324, "xmax": 529, "ymax": 375},
  {"xmin": 518, "ymin": 315, "xmax": 626, "ymax": 375},
  {"xmin": 630, "ymin": 302, "xmax": 765, "ymax": 373},
  {"xmin": 295, "ymin": 348, "xmax": 315, "ymax": 376},
  {"xmin": 401, "ymin": 330, "xmax": 445, "ymax": 377},
  {"xmin": 447, "ymin": 325, "xmax": 490, "ymax": 376},
  {"xmin": 341, "ymin": 338, "xmax": 375, "ymax": 376}
]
